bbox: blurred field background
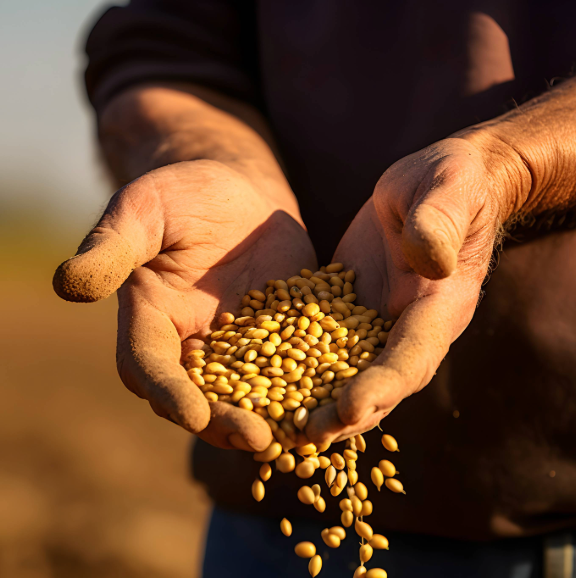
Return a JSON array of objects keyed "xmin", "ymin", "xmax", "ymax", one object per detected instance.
[{"xmin": 0, "ymin": 2, "xmax": 210, "ymax": 577}]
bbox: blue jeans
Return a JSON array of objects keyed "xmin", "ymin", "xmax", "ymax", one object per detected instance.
[{"xmin": 203, "ymin": 507, "xmax": 576, "ymax": 578}]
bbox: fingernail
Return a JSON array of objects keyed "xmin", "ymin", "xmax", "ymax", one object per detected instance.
[{"xmin": 229, "ymin": 433, "xmax": 256, "ymax": 452}]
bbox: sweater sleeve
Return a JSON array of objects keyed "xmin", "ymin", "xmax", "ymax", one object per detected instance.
[{"xmin": 84, "ymin": 0, "xmax": 261, "ymax": 111}]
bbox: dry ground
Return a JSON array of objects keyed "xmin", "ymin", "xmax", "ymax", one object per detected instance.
[{"xmin": 0, "ymin": 219, "xmax": 210, "ymax": 578}]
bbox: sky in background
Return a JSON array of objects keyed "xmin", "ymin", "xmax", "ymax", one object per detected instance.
[{"xmin": 0, "ymin": 0, "xmax": 124, "ymax": 229}]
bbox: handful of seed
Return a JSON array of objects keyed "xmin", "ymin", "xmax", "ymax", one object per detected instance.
[{"xmin": 183, "ymin": 263, "xmax": 405, "ymax": 577}]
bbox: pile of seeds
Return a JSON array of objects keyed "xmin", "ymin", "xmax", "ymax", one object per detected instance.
[{"xmin": 183, "ymin": 264, "xmax": 405, "ymax": 577}]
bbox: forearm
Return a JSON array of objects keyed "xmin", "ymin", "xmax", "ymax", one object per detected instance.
[
  {"xmin": 98, "ymin": 82, "xmax": 291, "ymax": 200},
  {"xmin": 457, "ymin": 76, "xmax": 576, "ymax": 222}
]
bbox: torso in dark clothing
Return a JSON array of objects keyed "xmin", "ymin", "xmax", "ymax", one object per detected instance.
[{"xmin": 85, "ymin": 0, "xmax": 576, "ymax": 539}]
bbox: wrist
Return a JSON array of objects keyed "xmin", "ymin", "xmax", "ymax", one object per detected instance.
[{"xmin": 453, "ymin": 124, "xmax": 537, "ymax": 224}]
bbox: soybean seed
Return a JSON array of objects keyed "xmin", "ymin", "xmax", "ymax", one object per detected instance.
[
  {"xmin": 276, "ymin": 453, "xmax": 295, "ymax": 473},
  {"xmin": 260, "ymin": 463, "xmax": 272, "ymax": 482},
  {"xmin": 295, "ymin": 542, "xmax": 316, "ymax": 558},
  {"xmin": 330, "ymin": 526, "xmax": 346, "ymax": 540},
  {"xmin": 371, "ymin": 467, "xmax": 384, "ymax": 491},
  {"xmin": 385, "ymin": 478, "xmax": 405, "ymax": 494},
  {"xmin": 369, "ymin": 534, "xmax": 389, "ymax": 550},
  {"xmin": 252, "ymin": 479, "xmax": 265, "ymax": 502},
  {"xmin": 355, "ymin": 520, "xmax": 373, "ymax": 541},
  {"xmin": 280, "ymin": 518, "xmax": 292, "ymax": 536},
  {"xmin": 341, "ymin": 510, "xmax": 354, "ymax": 527},
  {"xmin": 359, "ymin": 543, "xmax": 373, "ymax": 563},
  {"xmin": 381, "ymin": 434, "xmax": 399, "ymax": 452},
  {"xmin": 366, "ymin": 570, "xmax": 387, "ymax": 578},
  {"xmin": 296, "ymin": 461, "xmax": 316, "ymax": 479},
  {"xmin": 314, "ymin": 497, "xmax": 326, "ymax": 513},
  {"xmin": 322, "ymin": 532, "xmax": 341, "ymax": 548},
  {"xmin": 325, "ymin": 465, "xmax": 337, "ymax": 487},
  {"xmin": 379, "ymin": 459, "xmax": 397, "ymax": 477},
  {"xmin": 308, "ymin": 554, "xmax": 322, "ymax": 577},
  {"xmin": 254, "ymin": 442, "xmax": 282, "ymax": 463}
]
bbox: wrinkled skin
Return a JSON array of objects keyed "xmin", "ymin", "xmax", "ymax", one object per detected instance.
[
  {"xmin": 54, "ymin": 160, "xmax": 316, "ymax": 452},
  {"xmin": 306, "ymin": 138, "xmax": 507, "ymax": 444}
]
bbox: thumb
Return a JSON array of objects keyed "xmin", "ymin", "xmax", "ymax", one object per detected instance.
[
  {"xmin": 53, "ymin": 176, "xmax": 164, "ymax": 302},
  {"xmin": 401, "ymin": 174, "xmax": 481, "ymax": 280}
]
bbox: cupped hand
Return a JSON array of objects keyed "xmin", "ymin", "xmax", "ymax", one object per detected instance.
[
  {"xmin": 54, "ymin": 160, "xmax": 316, "ymax": 452},
  {"xmin": 306, "ymin": 136, "xmax": 518, "ymax": 443}
]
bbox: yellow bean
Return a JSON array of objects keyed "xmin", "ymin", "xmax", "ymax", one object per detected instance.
[
  {"xmin": 307, "ymin": 321, "xmax": 323, "ymax": 338},
  {"xmin": 295, "ymin": 542, "xmax": 316, "ymax": 558},
  {"xmin": 361, "ymin": 500, "xmax": 373, "ymax": 516},
  {"xmin": 326, "ymin": 263, "xmax": 344, "ymax": 273},
  {"xmin": 282, "ymin": 398, "xmax": 301, "ymax": 411},
  {"xmin": 267, "ymin": 401, "xmax": 285, "ymax": 421},
  {"xmin": 318, "ymin": 456, "xmax": 331, "ymax": 469},
  {"xmin": 204, "ymin": 391, "xmax": 218, "ymax": 401},
  {"xmin": 353, "ymin": 566, "xmax": 367, "ymax": 578},
  {"xmin": 369, "ymin": 534, "xmax": 389, "ymax": 550},
  {"xmin": 205, "ymin": 362, "xmax": 227, "ymax": 375},
  {"xmin": 253, "ymin": 442, "xmax": 282, "ymax": 463},
  {"xmin": 385, "ymin": 478, "xmax": 405, "ymax": 493},
  {"xmin": 238, "ymin": 398, "xmax": 253, "ymax": 411},
  {"xmin": 314, "ymin": 496, "xmax": 326, "ymax": 513},
  {"xmin": 308, "ymin": 554, "xmax": 322, "ymax": 577},
  {"xmin": 359, "ymin": 543, "xmax": 373, "ymax": 563},
  {"xmin": 371, "ymin": 467, "xmax": 384, "ymax": 491},
  {"xmin": 325, "ymin": 465, "xmax": 337, "ymax": 487},
  {"xmin": 252, "ymin": 479, "xmax": 265, "ymax": 502},
  {"xmin": 341, "ymin": 510, "xmax": 354, "ymax": 528},
  {"xmin": 293, "ymin": 406, "xmax": 309, "ymax": 430},
  {"xmin": 296, "ymin": 443, "xmax": 317, "ymax": 456},
  {"xmin": 259, "ymin": 463, "xmax": 272, "ymax": 482},
  {"xmin": 284, "ymin": 368, "xmax": 305, "ymax": 383},
  {"xmin": 248, "ymin": 376, "xmax": 272, "ymax": 389},
  {"xmin": 339, "ymin": 498, "xmax": 352, "ymax": 512},
  {"xmin": 381, "ymin": 434, "xmax": 399, "ymax": 452},
  {"xmin": 336, "ymin": 367, "xmax": 358, "ymax": 380},
  {"xmin": 379, "ymin": 459, "xmax": 397, "ymax": 477},
  {"xmin": 355, "ymin": 434, "xmax": 367, "ymax": 452},
  {"xmin": 366, "ymin": 570, "xmax": 387, "ymax": 578},
  {"xmin": 276, "ymin": 452, "xmax": 295, "ymax": 473},
  {"xmin": 354, "ymin": 482, "xmax": 368, "ymax": 501},
  {"xmin": 309, "ymin": 484, "xmax": 321, "ymax": 501},
  {"xmin": 331, "ymin": 453, "xmax": 345, "ymax": 470},
  {"xmin": 297, "ymin": 486, "xmax": 316, "ymax": 505},
  {"xmin": 330, "ymin": 526, "xmax": 346, "ymax": 540},
  {"xmin": 343, "ymin": 449, "xmax": 358, "ymax": 461},
  {"xmin": 287, "ymin": 348, "xmax": 307, "ymax": 361},
  {"xmin": 322, "ymin": 532, "xmax": 341, "ymax": 548},
  {"xmin": 355, "ymin": 519, "xmax": 373, "ymax": 541},
  {"xmin": 348, "ymin": 469, "xmax": 359, "ymax": 485},
  {"xmin": 280, "ymin": 517, "xmax": 292, "ymax": 536},
  {"xmin": 336, "ymin": 470, "xmax": 348, "ymax": 489},
  {"xmin": 295, "ymin": 460, "xmax": 316, "ymax": 479},
  {"xmin": 303, "ymin": 397, "xmax": 319, "ymax": 410},
  {"xmin": 351, "ymin": 495, "xmax": 363, "ymax": 516},
  {"xmin": 311, "ymin": 386, "xmax": 329, "ymax": 399},
  {"xmin": 330, "ymin": 484, "xmax": 343, "ymax": 496}
]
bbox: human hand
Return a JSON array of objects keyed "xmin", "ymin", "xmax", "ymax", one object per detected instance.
[
  {"xmin": 54, "ymin": 160, "xmax": 316, "ymax": 452},
  {"xmin": 306, "ymin": 136, "xmax": 524, "ymax": 443}
]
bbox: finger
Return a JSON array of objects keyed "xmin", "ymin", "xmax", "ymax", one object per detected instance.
[
  {"xmin": 197, "ymin": 402, "xmax": 273, "ymax": 452},
  {"xmin": 305, "ymin": 402, "xmax": 384, "ymax": 445},
  {"xmin": 336, "ymin": 286, "xmax": 477, "ymax": 429},
  {"xmin": 53, "ymin": 175, "xmax": 163, "ymax": 302},
  {"xmin": 395, "ymin": 171, "xmax": 486, "ymax": 280},
  {"xmin": 117, "ymin": 287, "xmax": 210, "ymax": 434}
]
